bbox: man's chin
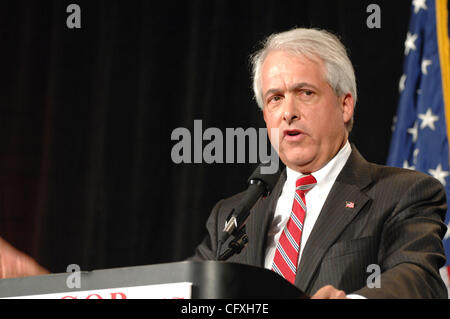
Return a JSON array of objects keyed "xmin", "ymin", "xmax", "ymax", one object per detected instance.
[{"xmin": 281, "ymin": 156, "xmax": 315, "ymax": 173}]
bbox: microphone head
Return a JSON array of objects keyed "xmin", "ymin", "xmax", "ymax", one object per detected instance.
[{"xmin": 247, "ymin": 160, "xmax": 282, "ymax": 194}]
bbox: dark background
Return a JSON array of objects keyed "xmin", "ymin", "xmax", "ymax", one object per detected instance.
[{"xmin": 0, "ymin": 0, "xmax": 411, "ymax": 273}]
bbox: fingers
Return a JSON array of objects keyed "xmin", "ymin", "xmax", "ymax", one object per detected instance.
[
  {"xmin": 311, "ymin": 285, "xmax": 347, "ymax": 299},
  {"xmin": 0, "ymin": 237, "xmax": 49, "ymax": 279}
]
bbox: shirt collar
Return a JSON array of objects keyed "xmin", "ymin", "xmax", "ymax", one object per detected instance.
[{"xmin": 286, "ymin": 140, "xmax": 352, "ymax": 186}]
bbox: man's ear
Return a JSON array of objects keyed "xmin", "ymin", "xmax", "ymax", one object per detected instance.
[{"xmin": 341, "ymin": 93, "xmax": 354, "ymax": 124}]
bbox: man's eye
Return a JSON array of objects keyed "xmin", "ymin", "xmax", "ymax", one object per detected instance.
[
  {"xmin": 297, "ymin": 90, "xmax": 316, "ymax": 100},
  {"xmin": 269, "ymin": 95, "xmax": 282, "ymax": 103}
]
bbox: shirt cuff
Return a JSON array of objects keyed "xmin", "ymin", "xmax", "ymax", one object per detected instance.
[{"xmin": 346, "ymin": 294, "xmax": 367, "ymax": 299}]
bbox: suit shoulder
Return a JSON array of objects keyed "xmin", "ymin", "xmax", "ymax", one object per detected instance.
[{"xmin": 368, "ymin": 162, "xmax": 444, "ymax": 190}]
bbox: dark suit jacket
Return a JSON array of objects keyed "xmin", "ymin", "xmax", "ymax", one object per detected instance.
[{"xmin": 190, "ymin": 146, "xmax": 448, "ymax": 298}]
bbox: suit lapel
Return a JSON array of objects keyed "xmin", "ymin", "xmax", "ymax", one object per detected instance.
[
  {"xmin": 294, "ymin": 146, "xmax": 373, "ymax": 293},
  {"xmin": 244, "ymin": 168, "xmax": 287, "ymax": 267}
]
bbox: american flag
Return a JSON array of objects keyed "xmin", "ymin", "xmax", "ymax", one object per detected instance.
[{"xmin": 387, "ymin": 0, "xmax": 450, "ymax": 296}]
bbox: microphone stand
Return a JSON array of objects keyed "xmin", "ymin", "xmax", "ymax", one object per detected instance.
[{"xmin": 217, "ymin": 229, "xmax": 249, "ymax": 261}]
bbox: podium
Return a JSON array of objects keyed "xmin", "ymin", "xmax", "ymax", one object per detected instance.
[{"xmin": 0, "ymin": 261, "xmax": 307, "ymax": 299}]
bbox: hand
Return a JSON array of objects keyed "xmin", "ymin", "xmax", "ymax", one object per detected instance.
[
  {"xmin": 0, "ymin": 237, "xmax": 49, "ymax": 279},
  {"xmin": 311, "ymin": 285, "xmax": 348, "ymax": 299}
]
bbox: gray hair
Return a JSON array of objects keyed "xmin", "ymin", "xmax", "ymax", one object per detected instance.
[{"xmin": 250, "ymin": 28, "xmax": 357, "ymax": 132}]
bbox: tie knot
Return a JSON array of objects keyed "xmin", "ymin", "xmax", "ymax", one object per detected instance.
[{"xmin": 295, "ymin": 174, "xmax": 316, "ymax": 194}]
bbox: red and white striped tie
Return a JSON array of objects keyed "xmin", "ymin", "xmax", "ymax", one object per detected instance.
[{"xmin": 272, "ymin": 174, "xmax": 316, "ymax": 284}]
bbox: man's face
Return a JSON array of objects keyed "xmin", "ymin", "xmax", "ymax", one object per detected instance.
[{"xmin": 261, "ymin": 50, "xmax": 354, "ymax": 174}]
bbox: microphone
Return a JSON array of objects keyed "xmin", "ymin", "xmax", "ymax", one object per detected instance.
[{"xmin": 219, "ymin": 161, "xmax": 282, "ymax": 245}]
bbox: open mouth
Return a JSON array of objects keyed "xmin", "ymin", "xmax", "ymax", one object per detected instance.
[{"xmin": 284, "ymin": 129, "xmax": 303, "ymax": 137}]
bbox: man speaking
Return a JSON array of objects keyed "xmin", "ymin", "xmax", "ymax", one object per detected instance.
[
  {"xmin": 190, "ymin": 28, "xmax": 448, "ymax": 299},
  {"xmin": 0, "ymin": 27, "xmax": 447, "ymax": 299}
]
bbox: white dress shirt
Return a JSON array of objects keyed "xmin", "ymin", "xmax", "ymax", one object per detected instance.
[
  {"xmin": 263, "ymin": 141, "xmax": 366, "ymax": 299},
  {"xmin": 264, "ymin": 140, "xmax": 352, "ymax": 269}
]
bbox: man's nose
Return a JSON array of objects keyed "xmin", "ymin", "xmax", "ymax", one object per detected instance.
[{"xmin": 282, "ymin": 96, "xmax": 299, "ymax": 124}]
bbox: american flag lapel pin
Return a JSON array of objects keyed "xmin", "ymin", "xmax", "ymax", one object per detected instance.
[{"xmin": 345, "ymin": 201, "xmax": 355, "ymax": 209}]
